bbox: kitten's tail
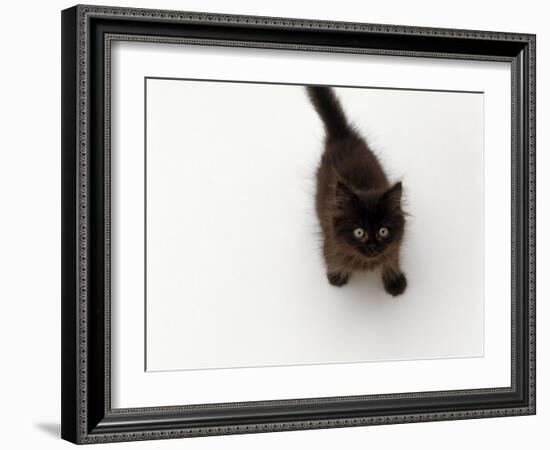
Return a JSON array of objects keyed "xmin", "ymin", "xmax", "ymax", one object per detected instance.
[{"xmin": 306, "ymin": 85, "xmax": 351, "ymax": 139}]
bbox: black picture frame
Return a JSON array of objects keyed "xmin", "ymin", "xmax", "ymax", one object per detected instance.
[{"xmin": 61, "ymin": 4, "xmax": 536, "ymax": 444}]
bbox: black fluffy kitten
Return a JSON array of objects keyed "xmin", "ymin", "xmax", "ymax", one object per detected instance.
[{"xmin": 307, "ymin": 85, "xmax": 407, "ymax": 296}]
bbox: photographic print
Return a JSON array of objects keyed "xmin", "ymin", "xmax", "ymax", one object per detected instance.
[
  {"xmin": 144, "ymin": 78, "xmax": 484, "ymax": 372},
  {"xmin": 62, "ymin": 5, "xmax": 535, "ymax": 444}
]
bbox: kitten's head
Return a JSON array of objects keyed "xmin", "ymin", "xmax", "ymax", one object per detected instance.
[{"xmin": 331, "ymin": 181, "xmax": 405, "ymax": 259}]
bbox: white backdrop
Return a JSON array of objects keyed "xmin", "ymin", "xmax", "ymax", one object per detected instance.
[
  {"xmin": 145, "ymin": 79, "xmax": 485, "ymax": 371},
  {"xmin": 0, "ymin": 0, "xmax": 546, "ymax": 449}
]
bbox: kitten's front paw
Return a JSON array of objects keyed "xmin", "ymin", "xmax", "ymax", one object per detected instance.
[
  {"xmin": 383, "ymin": 272, "xmax": 407, "ymax": 296},
  {"xmin": 327, "ymin": 271, "xmax": 349, "ymax": 287}
]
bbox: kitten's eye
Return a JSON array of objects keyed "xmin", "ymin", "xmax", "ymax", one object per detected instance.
[
  {"xmin": 353, "ymin": 228, "xmax": 365, "ymax": 239},
  {"xmin": 379, "ymin": 227, "xmax": 389, "ymax": 238}
]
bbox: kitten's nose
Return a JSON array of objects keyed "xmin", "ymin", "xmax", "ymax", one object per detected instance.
[{"xmin": 367, "ymin": 242, "xmax": 376, "ymax": 251}]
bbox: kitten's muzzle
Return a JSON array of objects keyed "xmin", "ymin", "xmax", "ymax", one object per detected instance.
[{"xmin": 361, "ymin": 244, "xmax": 379, "ymax": 258}]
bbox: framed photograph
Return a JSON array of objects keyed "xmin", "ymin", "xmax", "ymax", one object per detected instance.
[{"xmin": 61, "ymin": 4, "xmax": 536, "ymax": 444}]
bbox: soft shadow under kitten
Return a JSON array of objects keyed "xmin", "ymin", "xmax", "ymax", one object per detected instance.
[{"xmin": 307, "ymin": 85, "xmax": 407, "ymax": 296}]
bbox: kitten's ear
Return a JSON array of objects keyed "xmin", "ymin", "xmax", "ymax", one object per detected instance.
[
  {"xmin": 334, "ymin": 181, "xmax": 356, "ymax": 208},
  {"xmin": 383, "ymin": 182, "xmax": 403, "ymax": 210}
]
